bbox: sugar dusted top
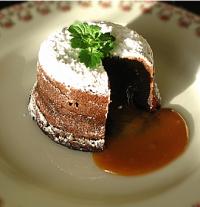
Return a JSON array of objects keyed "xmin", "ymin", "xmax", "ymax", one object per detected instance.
[{"xmin": 38, "ymin": 21, "xmax": 153, "ymax": 95}]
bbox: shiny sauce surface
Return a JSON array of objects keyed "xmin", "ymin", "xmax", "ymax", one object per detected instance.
[{"xmin": 93, "ymin": 108, "xmax": 188, "ymax": 176}]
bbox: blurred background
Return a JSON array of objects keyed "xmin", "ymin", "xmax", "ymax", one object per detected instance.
[{"xmin": 0, "ymin": 1, "xmax": 200, "ymax": 15}]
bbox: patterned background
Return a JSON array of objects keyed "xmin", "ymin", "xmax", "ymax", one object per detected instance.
[{"xmin": 0, "ymin": 1, "xmax": 200, "ymax": 16}]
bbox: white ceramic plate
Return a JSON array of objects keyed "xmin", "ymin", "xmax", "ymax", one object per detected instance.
[{"xmin": 1, "ymin": 1, "xmax": 200, "ymax": 207}]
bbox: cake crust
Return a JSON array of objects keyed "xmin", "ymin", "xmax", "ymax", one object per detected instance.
[
  {"xmin": 37, "ymin": 65, "xmax": 109, "ymax": 122},
  {"xmin": 28, "ymin": 88, "xmax": 105, "ymax": 152}
]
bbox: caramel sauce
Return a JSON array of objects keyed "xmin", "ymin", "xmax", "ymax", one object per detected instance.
[{"xmin": 93, "ymin": 107, "xmax": 188, "ymax": 176}]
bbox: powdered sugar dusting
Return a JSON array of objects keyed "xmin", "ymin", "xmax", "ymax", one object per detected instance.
[
  {"xmin": 93, "ymin": 21, "xmax": 153, "ymax": 65},
  {"xmin": 38, "ymin": 21, "xmax": 153, "ymax": 95},
  {"xmin": 39, "ymin": 28, "xmax": 109, "ymax": 96}
]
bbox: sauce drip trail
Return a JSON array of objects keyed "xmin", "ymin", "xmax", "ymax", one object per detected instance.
[{"xmin": 93, "ymin": 107, "xmax": 188, "ymax": 176}]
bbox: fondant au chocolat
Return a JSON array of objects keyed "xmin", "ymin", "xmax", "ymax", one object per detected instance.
[{"xmin": 28, "ymin": 21, "xmax": 160, "ymax": 152}]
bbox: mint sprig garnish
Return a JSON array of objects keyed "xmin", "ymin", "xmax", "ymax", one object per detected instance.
[{"xmin": 68, "ymin": 22, "xmax": 116, "ymax": 69}]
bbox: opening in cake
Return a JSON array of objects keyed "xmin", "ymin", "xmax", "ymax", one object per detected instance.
[{"xmin": 102, "ymin": 57, "xmax": 151, "ymax": 110}]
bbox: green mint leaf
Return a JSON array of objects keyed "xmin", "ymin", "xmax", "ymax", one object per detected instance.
[
  {"xmin": 79, "ymin": 49, "xmax": 103, "ymax": 69},
  {"xmin": 68, "ymin": 23, "xmax": 82, "ymax": 36},
  {"xmin": 68, "ymin": 22, "xmax": 116, "ymax": 69},
  {"xmin": 71, "ymin": 37, "xmax": 87, "ymax": 49},
  {"xmin": 99, "ymin": 32, "xmax": 113, "ymax": 41}
]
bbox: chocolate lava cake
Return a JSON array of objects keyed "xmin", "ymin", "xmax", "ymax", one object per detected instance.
[{"xmin": 28, "ymin": 21, "xmax": 160, "ymax": 152}]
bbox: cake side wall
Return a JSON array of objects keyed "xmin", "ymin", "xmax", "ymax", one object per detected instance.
[
  {"xmin": 37, "ymin": 65, "xmax": 110, "ymax": 122},
  {"xmin": 28, "ymin": 90, "xmax": 105, "ymax": 152},
  {"xmin": 34, "ymin": 90, "xmax": 106, "ymax": 139},
  {"xmin": 34, "ymin": 64, "xmax": 110, "ymax": 140}
]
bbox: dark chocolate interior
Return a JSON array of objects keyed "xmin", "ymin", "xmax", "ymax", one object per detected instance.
[
  {"xmin": 102, "ymin": 57, "xmax": 151, "ymax": 138},
  {"xmin": 102, "ymin": 57, "xmax": 151, "ymax": 110}
]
